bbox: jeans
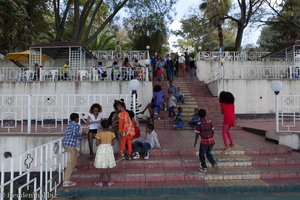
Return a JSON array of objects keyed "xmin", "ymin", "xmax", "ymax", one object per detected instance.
[
  {"xmin": 133, "ymin": 141, "xmax": 151, "ymax": 154},
  {"xmin": 168, "ymin": 106, "xmax": 175, "ymax": 117},
  {"xmin": 190, "ymin": 68, "xmax": 196, "ymax": 80},
  {"xmin": 88, "ymin": 129, "xmax": 97, "ymax": 155},
  {"xmin": 168, "ymin": 70, "xmax": 174, "ymax": 81},
  {"xmin": 151, "ymin": 102, "xmax": 161, "ymax": 115},
  {"xmin": 199, "ymin": 144, "xmax": 216, "ymax": 168}
]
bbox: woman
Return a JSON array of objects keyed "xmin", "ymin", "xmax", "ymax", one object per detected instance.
[
  {"xmin": 122, "ymin": 57, "xmax": 132, "ymax": 80},
  {"xmin": 86, "ymin": 103, "xmax": 103, "ymax": 158}
]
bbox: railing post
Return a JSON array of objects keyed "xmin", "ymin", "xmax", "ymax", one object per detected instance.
[
  {"xmin": 275, "ymin": 93, "xmax": 279, "ymax": 132},
  {"xmin": 145, "ymin": 68, "xmax": 149, "ymax": 81},
  {"xmin": 27, "ymin": 94, "xmax": 32, "ymax": 134}
]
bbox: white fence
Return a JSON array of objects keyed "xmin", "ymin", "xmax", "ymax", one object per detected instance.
[
  {"xmin": 91, "ymin": 50, "xmax": 149, "ymax": 60},
  {"xmin": 207, "ymin": 64, "xmax": 300, "ymax": 83},
  {"xmin": 278, "ymin": 95, "xmax": 300, "ymax": 133},
  {"xmin": 0, "ymin": 94, "xmax": 131, "ymax": 133},
  {"xmin": 0, "ymin": 66, "xmax": 150, "ymax": 82},
  {"xmin": 0, "ymin": 137, "xmax": 66, "ymax": 200},
  {"xmin": 195, "ymin": 51, "xmax": 270, "ymax": 61}
]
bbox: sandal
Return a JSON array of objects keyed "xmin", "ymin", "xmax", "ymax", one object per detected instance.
[{"xmin": 94, "ymin": 181, "xmax": 103, "ymax": 187}]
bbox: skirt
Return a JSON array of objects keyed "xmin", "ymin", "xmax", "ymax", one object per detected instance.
[{"xmin": 94, "ymin": 144, "xmax": 116, "ymax": 169}]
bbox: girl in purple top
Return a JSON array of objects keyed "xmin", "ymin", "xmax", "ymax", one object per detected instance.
[{"xmin": 140, "ymin": 85, "xmax": 164, "ymax": 119}]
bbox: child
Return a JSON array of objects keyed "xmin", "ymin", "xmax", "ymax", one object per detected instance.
[
  {"xmin": 193, "ymin": 109, "xmax": 217, "ymax": 173},
  {"xmin": 86, "ymin": 103, "xmax": 103, "ymax": 158},
  {"xmin": 94, "ymin": 119, "xmax": 116, "ymax": 187},
  {"xmin": 112, "ymin": 61, "xmax": 120, "ymax": 81},
  {"xmin": 173, "ymin": 107, "xmax": 184, "ymax": 129},
  {"xmin": 176, "ymin": 87, "xmax": 185, "ymax": 103},
  {"xmin": 117, "ymin": 101, "xmax": 136, "ymax": 160},
  {"xmin": 168, "ymin": 91, "xmax": 176, "ymax": 118},
  {"xmin": 188, "ymin": 108, "xmax": 200, "ymax": 128},
  {"xmin": 156, "ymin": 67, "xmax": 164, "ymax": 83},
  {"xmin": 62, "ymin": 113, "xmax": 82, "ymax": 187},
  {"xmin": 219, "ymin": 91, "xmax": 235, "ymax": 153},
  {"xmin": 129, "ymin": 111, "xmax": 141, "ymax": 142},
  {"xmin": 132, "ymin": 123, "xmax": 161, "ymax": 160}
]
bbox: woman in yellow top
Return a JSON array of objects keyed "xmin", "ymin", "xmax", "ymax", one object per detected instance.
[
  {"xmin": 116, "ymin": 100, "xmax": 135, "ymax": 160},
  {"xmin": 94, "ymin": 119, "xmax": 116, "ymax": 187}
]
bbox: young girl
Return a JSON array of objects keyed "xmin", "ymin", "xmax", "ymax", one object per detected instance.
[
  {"xmin": 219, "ymin": 91, "xmax": 235, "ymax": 153},
  {"xmin": 94, "ymin": 119, "xmax": 116, "ymax": 187},
  {"xmin": 129, "ymin": 111, "xmax": 141, "ymax": 142},
  {"xmin": 86, "ymin": 103, "xmax": 103, "ymax": 158},
  {"xmin": 117, "ymin": 101, "xmax": 136, "ymax": 160}
]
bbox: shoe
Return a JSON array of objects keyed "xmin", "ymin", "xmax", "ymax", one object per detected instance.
[
  {"xmin": 229, "ymin": 143, "xmax": 234, "ymax": 148},
  {"xmin": 127, "ymin": 155, "xmax": 132, "ymax": 160},
  {"xmin": 63, "ymin": 181, "xmax": 77, "ymax": 188},
  {"xmin": 144, "ymin": 152, "xmax": 150, "ymax": 160},
  {"xmin": 200, "ymin": 168, "xmax": 207, "ymax": 173},
  {"xmin": 94, "ymin": 181, "xmax": 103, "ymax": 187},
  {"xmin": 107, "ymin": 182, "xmax": 114, "ymax": 187},
  {"xmin": 132, "ymin": 152, "xmax": 140, "ymax": 160},
  {"xmin": 118, "ymin": 153, "xmax": 125, "ymax": 161},
  {"xmin": 72, "ymin": 168, "xmax": 78, "ymax": 173},
  {"xmin": 212, "ymin": 164, "xmax": 219, "ymax": 172}
]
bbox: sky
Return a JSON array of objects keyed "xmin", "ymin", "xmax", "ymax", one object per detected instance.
[{"xmin": 169, "ymin": 0, "xmax": 262, "ymax": 52}]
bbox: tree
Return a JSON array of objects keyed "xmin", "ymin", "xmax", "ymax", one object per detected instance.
[
  {"xmin": 224, "ymin": 0, "xmax": 265, "ymax": 50},
  {"xmin": 200, "ymin": 0, "xmax": 231, "ymax": 49},
  {"xmin": 124, "ymin": 0, "xmax": 177, "ymax": 55},
  {"xmin": 259, "ymin": 0, "xmax": 300, "ymax": 50},
  {"xmin": 53, "ymin": 0, "xmax": 177, "ymax": 47}
]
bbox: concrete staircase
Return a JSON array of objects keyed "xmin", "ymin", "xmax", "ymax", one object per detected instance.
[
  {"xmin": 58, "ymin": 78, "xmax": 300, "ymax": 198},
  {"xmin": 155, "ymin": 78, "xmax": 222, "ymax": 130}
]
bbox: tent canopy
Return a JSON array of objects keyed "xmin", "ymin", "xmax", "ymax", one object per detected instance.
[{"xmin": 5, "ymin": 50, "xmax": 49, "ymax": 62}]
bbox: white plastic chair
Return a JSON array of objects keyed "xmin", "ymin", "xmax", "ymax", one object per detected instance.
[
  {"xmin": 78, "ymin": 70, "xmax": 89, "ymax": 81},
  {"xmin": 50, "ymin": 70, "xmax": 58, "ymax": 81}
]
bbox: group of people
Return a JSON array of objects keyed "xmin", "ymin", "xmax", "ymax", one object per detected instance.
[
  {"xmin": 62, "ymin": 100, "xmax": 161, "ymax": 188},
  {"xmin": 104, "ymin": 58, "xmax": 146, "ymax": 81},
  {"xmin": 193, "ymin": 91, "xmax": 235, "ymax": 173},
  {"xmin": 151, "ymin": 51, "xmax": 197, "ymax": 82},
  {"xmin": 139, "ymin": 81, "xmax": 185, "ymax": 128}
]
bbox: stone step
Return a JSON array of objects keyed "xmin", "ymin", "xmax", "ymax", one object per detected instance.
[{"xmin": 71, "ymin": 165, "xmax": 300, "ymax": 183}]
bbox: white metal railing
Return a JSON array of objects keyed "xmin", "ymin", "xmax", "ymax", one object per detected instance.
[
  {"xmin": 196, "ymin": 51, "xmax": 270, "ymax": 61},
  {"xmin": 278, "ymin": 95, "xmax": 300, "ymax": 133},
  {"xmin": 0, "ymin": 94, "xmax": 131, "ymax": 133},
  {"xmin": 0, "ymin": 137, "xmax": 66, "ymax": 200},
  {"xmin": 207, "ymin": 64, "xmax": 296, "ymax": 83},
  {"xmin": 91, "ymin": 50, "xmax": 149, "ymax": 60},
  {"xmin": 0, "ymin": 66, "xmax": 149, "ymax": 82},
  {"xmin": 208, "ymin": 65, "xmax": 224, "ymax": 82}
]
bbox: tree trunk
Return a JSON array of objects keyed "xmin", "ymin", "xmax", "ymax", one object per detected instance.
[
  {"xmin": 235, "ymin": 24, "xmax": 244, "ymax": 51},
  {"xmin": 217, "ymin": 22, "xmax": 224, "ymax": 48}
]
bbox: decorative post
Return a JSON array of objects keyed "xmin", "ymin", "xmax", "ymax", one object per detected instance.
[
  {"xmin": 271, "ymin": 81, "xmax": 283, "ymax": 132},
  {"xmin": 146, "ymin": 45, "xmax": 150, "ymax": 60},
  {"xmin": 129, "ymin": 79, "xmax": 141, "ymax": 114}
]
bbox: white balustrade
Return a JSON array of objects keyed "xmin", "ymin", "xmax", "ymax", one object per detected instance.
[
  {"xmin": 0, "ymin": 66, "xmax": 150, "ymax": 82},
  {"xmin": 0, "ymin": 94, "xmax": 131, "ymax": 134},
  {"xmin": 278, "ymin": 95, "xmax": 300, "ymax": 133},
  {"xmin": 196, "ymin": 51, "xmax": 270, "ymax": 61},
  {"xmin": 0, "ymin": 138, "xmax": 66, "ymax": 200}
]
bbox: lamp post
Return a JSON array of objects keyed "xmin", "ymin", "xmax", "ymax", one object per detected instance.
[
  {"xmin": 129, "ymin": 79, "xmax": 141, "ymax": 114},
  {"xmin": 144, "ymin": 59, "xmax": 150, "ymax": 81},
  {"xmin": 271, "ymin": 81, "xmax": 283, "ymax": 132},
  {"xmin": 146, "ymin": 45, "xmax": 150, "ymax": 60}
]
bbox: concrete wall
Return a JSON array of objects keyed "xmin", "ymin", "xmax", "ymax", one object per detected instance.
[
  {"xmin": 208, "ymin": 79, "xmax": 300, "ymax": 114},
  {"xmin": 0, "ymin": 81, "xmax": 152, "ymax": 118}
]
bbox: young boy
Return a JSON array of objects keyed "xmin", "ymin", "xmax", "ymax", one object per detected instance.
[
  {"xmin": 168, "ymin": 91, "xmax": 176, "ymax": 117},
  {"xmin": 188, "ymin": 108, "xmax": 200, "ymax": 128},
  {"xmin": 176, "ymin": 87, "xmax": 185, "ymax": 103},
  {"xmin": 156, "ymin": 68, "xmax": 164, "ymax": 83},
  {"xmin": 173, "ymin": 107, "xmax": 184, "ymax": 129},
  {"xmin": 194, "ymin": 109, "xmax": 217, "ymax": 173},
  {"xmin": 62, "ymin": 113, "xmax": 82, "ymax": 187},
  {"xmin": 132, "ymin": 123, "xmax": 161, "ymax": 160}
]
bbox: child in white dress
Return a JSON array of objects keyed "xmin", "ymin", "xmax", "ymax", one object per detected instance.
[{"xmin": 94, "ymin": 119, "xmax": 116, "ymax": 187}]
